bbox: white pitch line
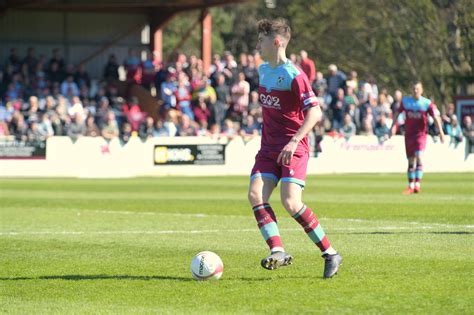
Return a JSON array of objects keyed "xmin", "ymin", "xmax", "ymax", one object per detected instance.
[
  {"xmin": 89, "ymin": 210, "xmax": 474, "ymax": 229},
  {"xmin": 0, "ymin": 225, "xmax": 472, "ymax": 236}
]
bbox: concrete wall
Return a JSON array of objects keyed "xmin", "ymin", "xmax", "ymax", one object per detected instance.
[{"xmin": 0, "ymin": 135, "xmax": 472, "ymax": 178}]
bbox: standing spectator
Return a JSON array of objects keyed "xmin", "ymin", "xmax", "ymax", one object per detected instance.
[
  {"xmin": 74, "ymin": 63, "xmax": 91, "ymax": 89},
  {"xmin": 231, "ymin": 72, "xmax": 250, "ymax": 118},
  {"xmin": 103, "ymin": 54, "xmax": 119, "ymax": 81},
  {"xmin": 48, "ymin": 48, "xmax": 65, "ymax": 72},
  {"xmin": 299, "ymin": 50, "xmax": 316, "ymax": 83},
  {"xmin": 6, "ymin": 48, "xmax": 22, "ymax": 72},
  {"xmin": 441, "ymin": 103, "xmax": 456, "ymax": 134},
  {"xmin": 175, "ymin": 74, "xmax": 193, "ymax": 119},
  {"xmin": 223, "ymin": 51, "xmax": 238, "ymax": 86},
  {"xmin": 124, "ymin": 49, "xmax": 141, "ymax": 83},
  {"xmin": 243, "ymin": 54, "xmax": 259, "ymax": 92},
  {"xmin": 327, "ymin": 64, "xmax": 346, "ymax": 99},
  {"xmin": 312, "ymin": 71, "xmax": 327, "ymax": 97},
  {"xmin": 345, "ymin": 70, "xmax": 358, "ymax": 91},
  {"xmin": 391, "ymin": 90, "xmax": 403, "ymax": 115},
  {"xmin": 141, "ymin": 51, "xmax": 156, "ymax": 90},
  {"xmin": 22, "ymin": 47, "xmax": 38, "ymax": 75},
  {"xmin": 160, "ymin": 73, "xmax": 177, "ymax": 112},
  {"xmin": 330, "ymin": 88, "xmax": 345, "ymax": 131},
  {"xmin": 47, "ymin": 62, "xmax": 64, "ymax": 85},
  {"xmin": 214, "ymin": 74, "xmax": 231, "ymax": 127},
  {"xmin": 462, "ymin": 116, "xmax": 474, "ymax": 153},
  {"xmin": 445, "ymin": 115, "xmax": 463, "ymax": 147}
]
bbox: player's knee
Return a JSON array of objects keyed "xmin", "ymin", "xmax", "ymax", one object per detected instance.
[
  {"xmin": 281, "ymin": 197, "xmax": 300, "ymax": 215},
  {"xmin": 248, "ymin": 189, "xmax": 263, "ymax": 206}
]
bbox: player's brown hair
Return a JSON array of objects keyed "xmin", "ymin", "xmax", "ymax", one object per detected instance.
[{"xmin": 257, "ymin": 18, "xmax": 291, "ymax": 40}]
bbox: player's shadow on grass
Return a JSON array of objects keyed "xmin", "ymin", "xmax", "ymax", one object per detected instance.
[
  {"xmin": 0, "ymin": 274, "xmax": 193, "ymax": 281},
  {"xmin": 334, "ymin": 231, "xmax": 472, "ymax": 235}
]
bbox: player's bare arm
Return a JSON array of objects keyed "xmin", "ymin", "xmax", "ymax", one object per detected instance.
[
  {"xmin": 277, "ymin": 105, "xmax": 322, "ymax": 165},
  {"xmin": 432, "ymin": 110, "xmax": 445, "ymax": 143}
]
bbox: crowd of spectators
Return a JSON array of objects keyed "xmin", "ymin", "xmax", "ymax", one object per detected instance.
[{"xmin": 0, "ymin": 46, "xmax": 472, "ymax": 153}]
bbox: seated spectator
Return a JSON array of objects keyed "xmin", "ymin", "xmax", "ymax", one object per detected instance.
[
  {"xmin": 9, "ymin": 111, "xmax": 29, "ymax": 141},
  {"xmin": 359, "ymin": 119, "xmax": 374, "ymax": 136},
  {"xmin": 374, "ymin": 115, "xmax": 390, "ymax": 143},
  {"xmin": 85, "ymin": 115, "xmax": 100, "ymax": 137},
  {"xmin": 101, "ymin": 111, "xmax": 119, "ymax": 141},
  {"xmin": 38, "ymin": 113, "xmax": 54, "ymax": 138},
  {"xmin": 340, "ymin": 113, "xmax": 356, "ymax": 140},
  {"xmin": 120, "ymin": 122, "xmax": 133, "ymax": 144},
  {"xmin": 208, "ymin": 123, "xmax": 221, "ymax": 139},
  {"xmin": 153, "ymin": 118, "xmax": 168, "ymax": 137},
  {"xmin": 193, "ymin": 96, "xmax": 211, "ymax": 128},
  {"xmin": 462, "ymin": 116, "xmax": 474, "ymax": 153},
  {"xmin": 25, "ymin": 96, "xmax": 41, "ymax": 123},
  {"xmin": 178, "ymin": 114, "xmax": 197, "ymax": 136},
  {"xmin": 221, "ymin": 119, "xmax": 238, "ymax": 138},
  {"xmin": 67, "ymin": 112, "xmax": 85, "ymax": 141},
  {"xmin": 139, "ymin": 116, "xmax": 155, "ymax": 140},
  {"xmin": 27, "ymin": 121, "xmax": 45, "ymax": 144},
  {"xmin": 240, "ymin": 115, "xmax": 259, "ymax": 136},
  {"xmin": 163, "ymin": 110, "xmax": 178, "ymax": 137},
  {"xmin": 123, "ymin": 97, "xmax": 145, "ymax": 131}
]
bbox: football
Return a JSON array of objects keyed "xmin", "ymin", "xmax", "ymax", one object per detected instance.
[{"xmin": 190, "ymin": 251, "xmax": 224, "ymax": 280}]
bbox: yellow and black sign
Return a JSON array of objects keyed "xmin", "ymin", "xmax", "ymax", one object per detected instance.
[{"xmin": 154, "ymin": 144, "xmax": 225, "ymax": 165}]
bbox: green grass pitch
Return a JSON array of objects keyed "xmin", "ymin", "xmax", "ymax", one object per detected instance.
[{"xmin": 1, "ymin": 173, "xmax": 473, "ymax": 314}]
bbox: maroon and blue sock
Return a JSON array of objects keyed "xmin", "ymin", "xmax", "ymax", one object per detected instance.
[{"xmin": 253, "ymin": 203, "xmax": 284, "ymax": 253}]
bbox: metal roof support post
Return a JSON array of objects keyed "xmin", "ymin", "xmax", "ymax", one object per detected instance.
[{"xmin": 200, "ymin": 8, "xmax": 211, "ymax": 77}]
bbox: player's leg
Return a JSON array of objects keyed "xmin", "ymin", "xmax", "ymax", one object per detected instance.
[
  {"xmin": 249, "ymin": 153, "xmax": 292, "ymax": 270},
  {"xmin": 413, "ymin": 136, "xmax": 427, "ymax": 193},
  {"xmin": 414, "ymin": 153, "xmax": 424, "ymax": 193},
  {"xmin": 403, "ymin": 136, "xmax": 417, "ymax": 194},
  {"xmin": 403, "ymin": 156, "xmax": 416, "ymax": 194},
  {"xmin": 280, "ymin": 153, "xmax": 342, "ymax": 278}
]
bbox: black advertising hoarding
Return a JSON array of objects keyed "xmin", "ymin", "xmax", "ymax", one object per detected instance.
[
  {"xmin": 154, "ymin": 144, "xmax": 225, "ymax": 165},
  {"xmin": 0, "ymin": 139, "xmax": 46, "ymax": 159}
]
